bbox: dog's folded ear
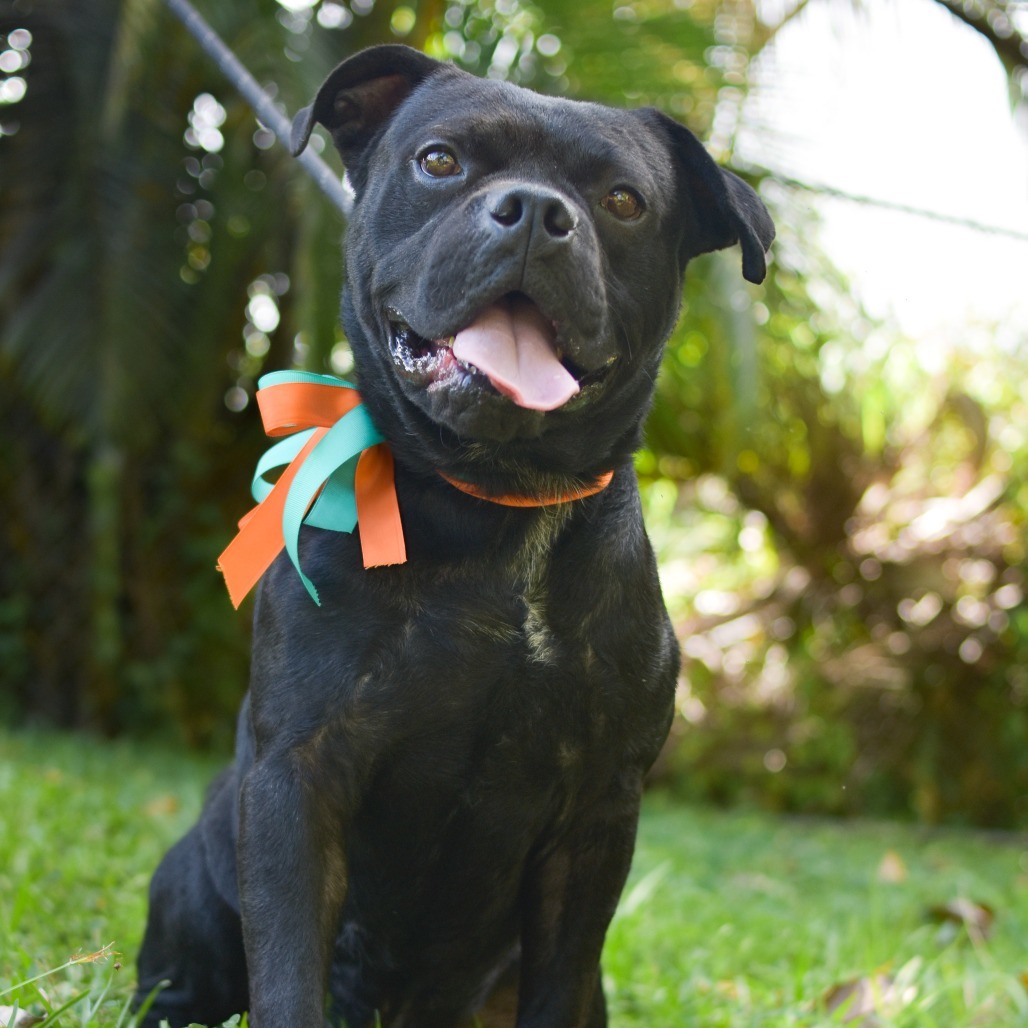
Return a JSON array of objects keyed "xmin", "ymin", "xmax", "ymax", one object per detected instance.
[
  {"xmin": 291, "ymin": 45, "xmax": 444, "ymax": 187},
  {"xmin": 642, "ymin": 109, "xmax": 775, "ymax": 284}
]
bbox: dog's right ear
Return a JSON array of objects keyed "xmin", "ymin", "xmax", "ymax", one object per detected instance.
[{"xmin": 291, "ymin": 45, "xmax": 444, "ymax": 187}]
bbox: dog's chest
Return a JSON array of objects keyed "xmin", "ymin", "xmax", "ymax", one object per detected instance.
[
  {"xmin": 257, "ymin": 508, "xmax": 672, "ymax": 810},
  {"xmin": 399, "ymin": 504, "xmax": 587, "ymax": 673},
  {"xmin": 510, "ymin": 505, "xmax": 570, "ymax": 666},
  {"xmin": 384, "ymin": 554, "xmax": 649, "ymax": 781},
  {"xmin": 357, "ymin": 584, "xmax": 632, "ymax": 855}
]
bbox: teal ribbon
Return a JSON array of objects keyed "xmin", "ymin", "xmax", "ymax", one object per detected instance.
[{"xmin": 252, "ymin": 370, "xmax": 385, "ymax": 605}]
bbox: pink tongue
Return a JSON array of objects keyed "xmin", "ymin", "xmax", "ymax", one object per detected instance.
[{"xmin": 451, "ymin": 298, "xmax": 579, "ymax": 411}]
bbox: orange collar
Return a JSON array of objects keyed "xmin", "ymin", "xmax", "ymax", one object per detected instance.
[{"xmin": 438, "ymin": 470, "xmax": 614, "ymax": 507}]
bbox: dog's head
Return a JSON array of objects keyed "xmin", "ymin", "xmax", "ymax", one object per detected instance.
[{"xmin": 292, "ymin": 45, "xmax": 773, "ymax": 486}]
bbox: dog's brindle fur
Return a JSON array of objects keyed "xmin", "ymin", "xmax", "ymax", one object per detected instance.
[{"xmin": 135, "ymin": 45, "xmax": 773, "ymax": 1028}]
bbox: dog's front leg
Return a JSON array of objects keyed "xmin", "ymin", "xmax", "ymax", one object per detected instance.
[
  {"xmin": 237, "ymin": 752, "xmax": 348, "ymax": 1026},
  {"xmin": 515, "ymin": 775, "xmax": 643, "ymax": 1028}
]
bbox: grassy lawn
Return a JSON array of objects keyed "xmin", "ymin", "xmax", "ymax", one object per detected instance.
[{"xmin": 1, "ymin": 730, "xmax": 1026, "ymax": 1026}]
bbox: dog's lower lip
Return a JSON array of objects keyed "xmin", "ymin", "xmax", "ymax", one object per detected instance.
[{"xmin": 575, "ymin": 353, "xmax": 618, "ymax": 386}]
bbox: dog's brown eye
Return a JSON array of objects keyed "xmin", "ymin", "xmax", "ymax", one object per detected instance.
[
  {"xmin": 600, "ymin": 188, "xmax": 643, "ymax": 220},
  {"xmin": 420, "ymin": 149, "xmax": 462, "ymax": 178}
]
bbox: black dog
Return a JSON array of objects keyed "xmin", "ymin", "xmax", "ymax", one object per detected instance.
[{"xmin": 135, "ymin": 44, "xmax": 773, "ymax": 1028}]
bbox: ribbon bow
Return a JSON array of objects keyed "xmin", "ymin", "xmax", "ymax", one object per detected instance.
[{"xmin": 217, "ymin": 371, "xmax": 405, "ymax": 608}]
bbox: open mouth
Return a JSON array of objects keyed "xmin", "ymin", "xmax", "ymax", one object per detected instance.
[{"xmin": 387, "ymin": 293, "xmax": 613, "ymax": 413}]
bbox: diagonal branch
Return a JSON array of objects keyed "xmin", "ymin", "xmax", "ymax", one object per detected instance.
[
  {"xmin": 163, "ymin": 0, "xmax": 351, "ymax": 216},
  {"xmin": 932, "ymin": 0, "xmax": 1027, "ymax": 78}
]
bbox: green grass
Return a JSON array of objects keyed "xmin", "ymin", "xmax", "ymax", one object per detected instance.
[
  {"xmin": 1, "ymin": 731, "xmax": 1026, "ymax": 1026},
  {"xmin": 605, "ymin": 801, "xmax": 1028, "ymax": 1024}
]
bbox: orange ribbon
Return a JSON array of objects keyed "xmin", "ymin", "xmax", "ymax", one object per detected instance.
[{"xmin": 217, "ymin": 372, "xmax": 405, "ymax": 608}]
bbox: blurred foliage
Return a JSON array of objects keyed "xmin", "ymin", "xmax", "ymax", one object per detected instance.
[
  {"xmin": 642, "ymin": 188, "xmax": 1028, "ymax": 826},
  {"xmin": 1, "ymin": 0, "xmax": 1026, "ymax": 824}
]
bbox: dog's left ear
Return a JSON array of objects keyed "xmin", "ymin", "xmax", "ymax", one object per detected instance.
[
  {"xmin": 291, "ymin": 44, "xmax": 444, "ymax": 188},
  {"xmin": 643, "ymin": 109, "xmax": 775, "ymax": 284}
]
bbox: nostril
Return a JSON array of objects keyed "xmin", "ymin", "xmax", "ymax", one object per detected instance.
[
  {"xmin": 544, "ymin": 200, "xmax": 576, "ymax": 238},
  {"xmin": 491, "ymin": 193, "xmax": 524, "ymax": 228}
]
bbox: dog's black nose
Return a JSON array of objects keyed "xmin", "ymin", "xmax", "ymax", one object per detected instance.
[{"xmin": 488, "ymin": 185, "xmax": 577, "ymax": 244}]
